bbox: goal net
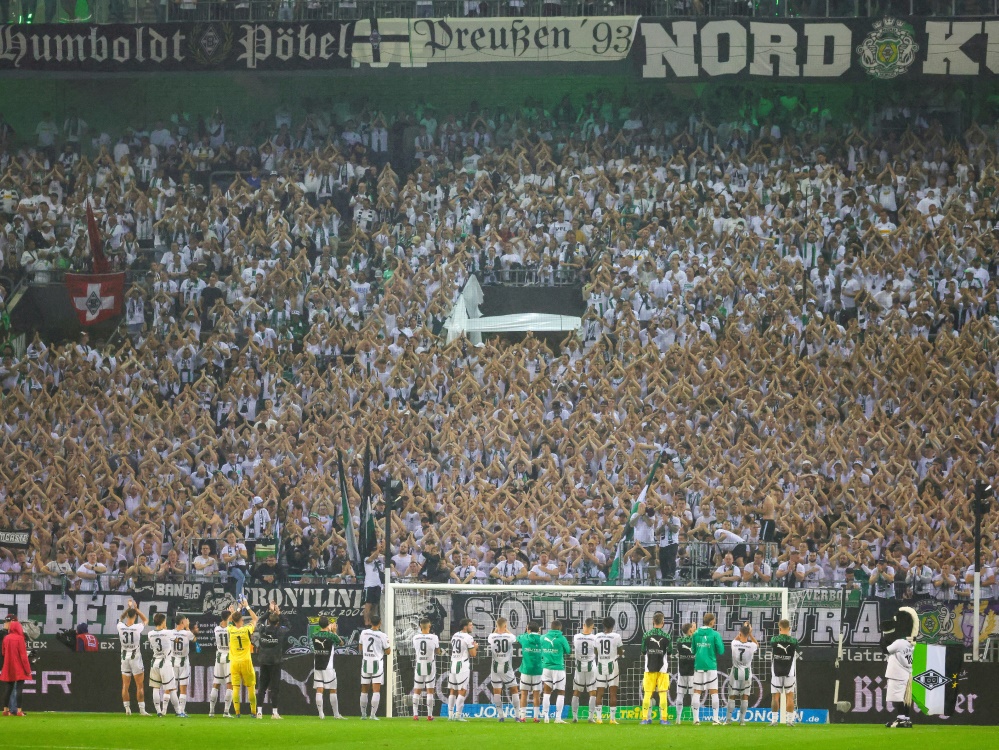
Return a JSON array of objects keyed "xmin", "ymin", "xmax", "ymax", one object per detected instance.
[{"xmin": 385, "ymin": 583, "xmax": 797, "ymax": 720}]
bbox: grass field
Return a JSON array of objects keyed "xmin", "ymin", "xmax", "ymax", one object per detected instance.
[{"xmin": 2, "ymin": 714, "xmax": 993, "ymax": 750}]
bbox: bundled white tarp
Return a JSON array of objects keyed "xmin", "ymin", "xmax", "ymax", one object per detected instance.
[{"xmin": 446, "ymin": 312, "xmax": 582, "ymax": 344}]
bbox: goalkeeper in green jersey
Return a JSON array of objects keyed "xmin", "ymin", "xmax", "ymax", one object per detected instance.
[{"xmin": 692, "ymin": 613, "xmax": 725, "ymax": 724}]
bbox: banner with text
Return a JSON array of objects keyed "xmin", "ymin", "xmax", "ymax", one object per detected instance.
[
  {"xmin": 351, "ymin": 17, "xmax": 637, "ymax": 67},
  {"xmin": 0, "ymin": 21, "xmax": 354, "ymax": 71},
  {"xmin": 635, "ymin": 17, "xmax": 999, "ymax": 80}
]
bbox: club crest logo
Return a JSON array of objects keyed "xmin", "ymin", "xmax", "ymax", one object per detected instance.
[
  {"xmin": 913, "ymin": 668, "xmax": 947, "ymax": 690},
  {"xmin": 857, "ymin": 18, "xmax": 918, "ymax": 79}
]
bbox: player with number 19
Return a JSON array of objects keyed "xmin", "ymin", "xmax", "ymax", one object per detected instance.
[
  {"xmin": 411, "ymin": 618, "xmax": 441, "ymax": 721},
  {"xmin": 727, "ymin": 622, "xmax": 758, "ymax": 725},
  {"xmin": 487, "ymin": 618, "xmax": 522, "ymax": 722},
  {"xmin": 594, "ymin": 616, "xmax": 624, "ymax": 724}
]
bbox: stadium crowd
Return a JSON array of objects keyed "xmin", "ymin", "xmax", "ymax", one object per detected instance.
[{"xmin": 0, "ymin": 89, "xmax": 997, "ymax": 602}]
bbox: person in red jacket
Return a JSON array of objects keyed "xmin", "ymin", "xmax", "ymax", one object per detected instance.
[{"xmin": 1, "ymin": 617, "xmax": 32, "ymax": 717}]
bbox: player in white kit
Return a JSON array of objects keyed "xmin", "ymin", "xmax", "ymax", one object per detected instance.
[
  {"xmin": 117, "ymin": 599, "xmax": 149, "ymax": 715},
  {"xmin": 594, "ymin": 616, "xmax": 624, "ymax": 724},
  {"xmin": 412, "ymin": 618, "xmax": 441, "ymax": 720},
  {"xmin": 170, "ymin": 616, "xmax": 198, "ymax": 718},
  {"xmin": 487, "ymin": 617, "xmax": 522, "ymax": 722},
  {"xmin": 209, "ymin": 610, "xmax": 233, "ymax": 718},
  {"xmin": 358, "ymin": 615, "xmax": 392, "ymax": 720},
  {"xmin": 571, "ymin": 618, "xmax": 599, "ymax": 724},
  {"xmin": 447, "ymin": 618, "xmax": 478, "ymax": 721},
  {"xmin": 147, "ymin": 613, "xmax": 178, "ymax": 717},
  {"xmin": 727, "ymin": 622, "xmax": 759, "ymax": 725}
]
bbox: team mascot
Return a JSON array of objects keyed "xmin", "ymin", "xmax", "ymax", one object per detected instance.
[{"xmin": 880, "ymin": 606, "xmax": 919, "ymax": 728}]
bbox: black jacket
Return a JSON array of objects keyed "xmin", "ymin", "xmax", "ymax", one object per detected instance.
[{"xmin": 255, "ymin": 620, "xmax": 288, "ymax": 666}]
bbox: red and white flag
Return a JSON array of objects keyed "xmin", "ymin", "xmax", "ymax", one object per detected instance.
[{"xmin": 66, "ymin": 272, "xmax": 125, "ymax": 326}]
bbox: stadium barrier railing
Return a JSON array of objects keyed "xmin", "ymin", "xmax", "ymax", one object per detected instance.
[{"xmin": 9, "ymin": 0, "xmax": 997, "ymax": 24}]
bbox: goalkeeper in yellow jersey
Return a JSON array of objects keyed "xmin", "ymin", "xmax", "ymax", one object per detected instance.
[
  {"xmin": 640, "ymin": 611, "xmax": 672, "ymax": 725},
  {"xmin": 226, "ymin": 599, "xmax": 259, "ymax": 718}
]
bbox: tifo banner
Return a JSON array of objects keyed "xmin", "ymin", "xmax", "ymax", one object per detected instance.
[
  {"xmin": 442, "ymin": 590, "xmax": 999, "ymax": 648},
  {"xmin": 351, "ymin": 17, "xmax": 637, "ymax": 67},
  {"xmin": 635, "ymin": 16, "xmax": 999, "ymax": 80},
  {"xmin": 0, "ymin": 21, "xmax": 354, "ymax": 71},
  {"xmin": 65, "ymin": 273, "xmax": 124, "ymax": 326},
  {"xmin": 0, "ymin": 584, "xmax": 367, "ymax": 647},
  {"xmin": 0, "ymin": 526, "xmax": 31, "ymax": 548}
]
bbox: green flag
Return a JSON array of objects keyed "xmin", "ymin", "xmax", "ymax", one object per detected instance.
[
  {"xmin": 337, "ymin": 448, "xmax": 359, "ymax": 566},
  {"xmin": 609, "ymin": 451, "xmax": 665, "ymax": 584}
]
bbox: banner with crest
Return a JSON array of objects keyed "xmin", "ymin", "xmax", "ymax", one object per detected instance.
[{"xmin": 634, "ymin": 16, "xmax": 999, "ymax": 80}]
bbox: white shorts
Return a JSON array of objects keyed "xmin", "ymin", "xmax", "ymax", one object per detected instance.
[
  {"xmin": 728, "ymin": 668, "xmax": 753, "ymax": 694},
  {"xmin": 596, "ymin": 661, "xmax": 619, "ymax": 688},
  {"xmin": 542, "ymin": 668, "xmax": 566, "ymax": 692},
  {"xmin": 519, "ymin": 673, "xmax": 542, "ymax": 693},
  {"xmin": 771, "ymin": 675, "xmax": 796, "ymax": 695},
  {"xmin": 172, "ymin": 658, "xmax": 191, "ymax": 688},
  {"xmin": 414, "ymin": 662, "xmax": 437, "ymax": 690},
  {"xmin": 213, "ymin": 653, "xmax": 231, "ymax": 682},
  {"xmin": 120, "ymin": 652, "xmax": 144, "ymax": 676},
  {"xmin": 149, "ymin": 660, "xmax": 176, "ymax": 690},
  {"xmin": 676, "ymin": 674, "xmax": 694, "ymax": 692},
  {"xmin": 448, "ymin": 666, "xmax": 471, "ymax": 692},
  {"xmin": 886, "ymin": 678, "xmax": 908, "ymax": 704},
  {"xmin": 313, "ymin": 668, "xmax": 338, "ymax": 690},
  {"xmin": 361, "ymin": 658, "xmax": 384, "ymax": 686},
  {"xmin": 489, "ymin": 666, "xmax": 516, "ymax": 689},
  {"xmin": 694, "ymin": 669, "xmax": 718, "ymax": 691},
  {"xmin": 573, "ymin": 667, "xmax": 597, "ymax": 692}
]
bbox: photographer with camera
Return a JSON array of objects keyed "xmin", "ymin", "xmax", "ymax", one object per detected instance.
[
  {"xmin": 1, "ymin": 615, "xmax": 32, "ymax": 716},
  {"xmin": 254, "ymin": 601, "xmax": 288, "ymax": 720}
]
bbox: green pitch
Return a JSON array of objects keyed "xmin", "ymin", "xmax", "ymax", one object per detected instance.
[{"xmin": 4, "ymin": 713, "xmax": 993, "ymax": 750}]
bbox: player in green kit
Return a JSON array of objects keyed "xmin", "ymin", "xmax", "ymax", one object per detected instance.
[
  {"xmin": 540, "ymin": 620, "xmax": 572, "ymax": 724},
  {"xmin": 517, "ymin": 621, "xmax": 544, "ymax": 722},
  {"xmin": 692, "ymin": 613, "xmax": 725, "ymax": 725}
]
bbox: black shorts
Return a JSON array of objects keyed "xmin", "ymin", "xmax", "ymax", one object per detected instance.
[{"xmin": 364, "ymin": 586, "xmax": 382, "ymax": 605}]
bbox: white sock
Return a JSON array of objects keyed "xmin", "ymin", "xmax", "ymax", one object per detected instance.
[
  {"xmin": 555, "ymin": 694, "xmax": 564, "ymax": 719},
  {"xmin": 571, "ymin": 695, "xmax": 579, "ymax": 719},
  {"xmin": 170, "ymin": 692, "xmax": 180, "ymax": 715},
  {"xmin": 494, "ymin": 693, "xmax": 503, "ymax": 716},
  {"xmin": 740, "ymin": 698, "xmax": 748, "ymax": 720},
  {"xmin": 512, "ymin": 693, "xmax": 521, "ymax": 718},
  {"xmin": 224, "ymin": 688, "xmax": 233, "ymax": 713},
  {"xmin": 588, "ymin": 695, "xmax": 596, "ymax": 718},
  {"xmin": 273, "ymin": 707, "xmax": 280, "ymax": 716},
  {"xmin": 727, "ymin": 699, "xmax": 734, "ymax": 720},
  {"xmin": 691, "ymin": 693, "xmax": 700, "ymax": 720},
  {"xmin": 711, "ymin": 694, "xmax": 719, "ymax": 721},
  {"xmin": 138, "ymin": 699, "xmax": 148, "ymax": 714},
  {"xmin": 426, "ymin": 693, "xmax": 434, "ymax": 718},
  {"xmin": 330, "ymin": 694, "xmax": 339, "ymax": 717},
  {"xmin": 123, "ymin": 701, "xmax": 131, "ymax": 713},
  {"xmin": 360, "ymin": 693, "xmax": 369, "ymax": 718},
  {"xmin": 448, "ymin": 694, "xmax": 456, "ymax": 717},
  {"xmin": 179, "ymin": 695, "xmax": 187, "ymax": 714},
  {"xmin": 541, "ymin": 693, "xmax": 551, "ymax": 717},
  {"xmin": 317, "ymin": 691, "xmax": 325, "ymax": 718},
  {"xmin": 454, "ymin": 694, "xmax": 465, "ymax": 716},
  {"xmin": 414, "ymin": 693, "xmax": 421, "ymax": 717},
  {"xmin": 209, "ymin": 687, "xmax": 218, "ymax": 712},
  {"xmin": 370, "ymin": 693, "xmax": 380, "ymax": 717},
  {"xmin": 153, "ymin": 689, "xmax": 162, "ymax": 714}
]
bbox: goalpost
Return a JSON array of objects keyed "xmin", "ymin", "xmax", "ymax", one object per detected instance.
[{"xmin": 385, "ymin": 583, "xmax": 802, "ymax": 720}]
